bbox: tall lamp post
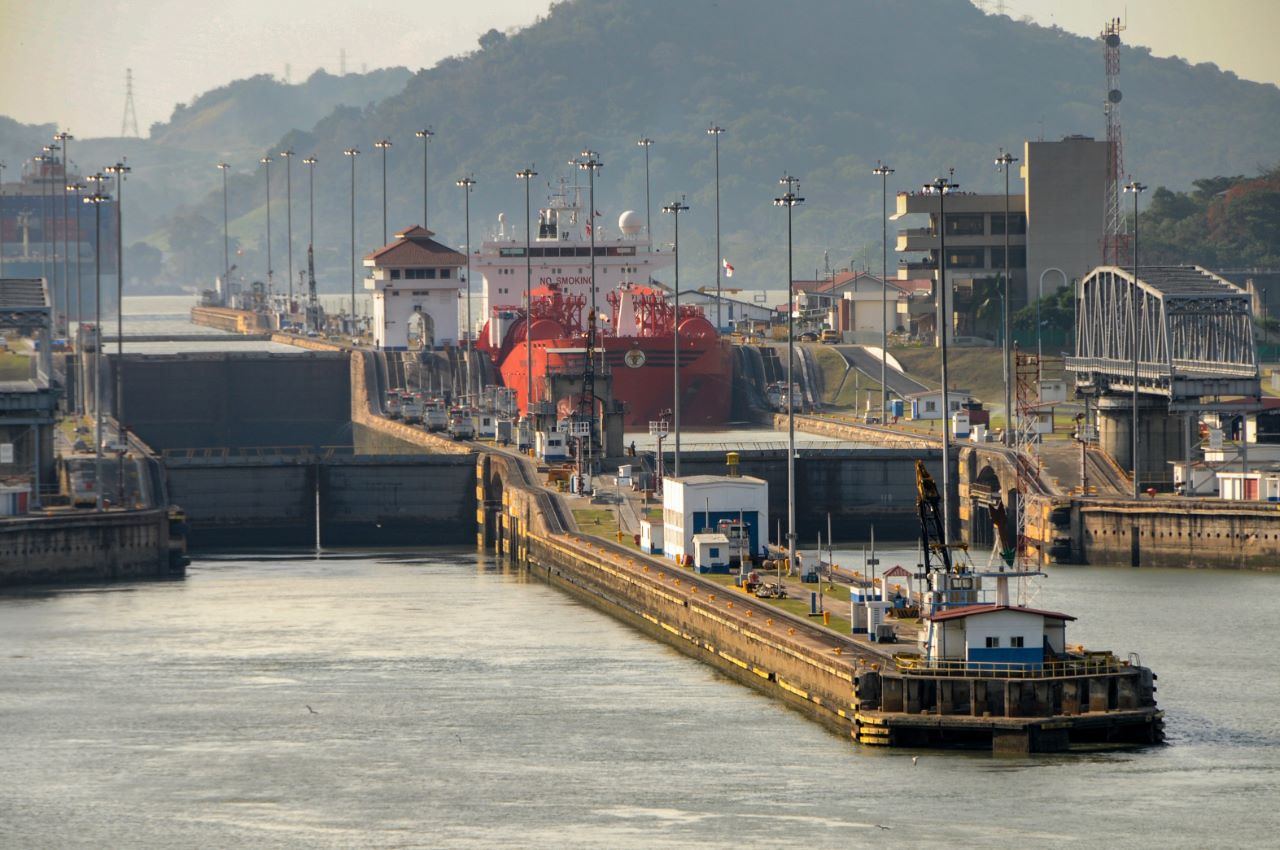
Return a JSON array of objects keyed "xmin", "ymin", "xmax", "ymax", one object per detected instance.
[
  {"xmin": 83, "ymin": 182, "xmax": 108, "ymax": 511},
  {"xmin": 415, "ymin": 129, "xmax": 433, "ymax": 229},
  {"xmin": 260, "ymin": 155, "xmax": 273, "ymax": 296},
  {"xmin": 774, "ymin": 175, "xmax": 803, "ymax": 577},
  {"xmin": 456, "ymin": 176, "xmax": 476, "ymax": 397},
  {"xmin": 105, "ymin": 161, "xmax": 130, "ymax": 502},
  {"xmin": 995, "ymin": 149, "xmax": 1018, "ymax": 445},
  {"xmin": 662, "ymin": 199, "xmax": 689, "ymax": 476},
  {"xmin": 516, "ymin": 167, "xmax": 538, "ymax": 415},
  {"xmin": 1124, "ymin": 180, "xmax": 1146, "ymax": 499},
  {"xmin": 280, "ymin": 149, "xmax": 295, "ymax": 313},
  {"xmin": 924, "ymin": 173, "xmax": 959, "ymax": 544},
  {"xmin": 872, "ymin": 161, "xmax": 894, "ymax": 420},
  {"xmin": 343, "ymin": 148, "xmax": 360, "ymax": 337},
  {"xmin": 302, "ymin": 157, "xmax": 317, "ymax": 248},
  {"xmin": 55, "ymin": 132, "xmax": 74, "ymax": 334},
  {"xmin": 573, "ymin": 150, "xmax": 603, "ymax": 471},
  {"xmin": 707, "ymin": 124, "xmax": 725, "ymax": 330},
  {"xmin": 374, "ymin": 138, "xmax": 392, "ymax": 245},
  {"xmin": 35, "ymin": 153, "xmax": 49, "ymax": 312},
  {"xmin": 0, "ymin": 160, "xmax": 6, "ymax": 277},
  {"xmin": 636, "ymin": 137, "xmax": 654, "ymax": 241},
  {"xmin": 65, "ymin": 180, "xmax": 85, "ymax": 412},
  {"xmin": 216, "ymin": 163, "xmax": 231, "ymax": 282}
]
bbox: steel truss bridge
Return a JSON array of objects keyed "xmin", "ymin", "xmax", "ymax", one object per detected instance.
[{"xmin": 1066, "ymin": 265, "xmax": 1260, "ymax": 411}]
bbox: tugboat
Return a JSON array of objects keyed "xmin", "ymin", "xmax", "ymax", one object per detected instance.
[{"xmin": 849, "ymin": 462, "xmax": 1164, "ymax": 752}]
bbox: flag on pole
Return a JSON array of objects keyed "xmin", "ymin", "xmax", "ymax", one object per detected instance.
[{"xmin": 722, "ymin": 258, "xmax": 735, "ymax": 278}]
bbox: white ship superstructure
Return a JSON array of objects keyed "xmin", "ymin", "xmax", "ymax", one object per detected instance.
[{"xmin": 473, "ymin": 179, "xmax": 673, "ymax": 328}]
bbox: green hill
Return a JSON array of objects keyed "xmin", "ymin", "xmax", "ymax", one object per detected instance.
[{"xmin": 186, "ymin": 0, "xmax": 1280, "ymax": 296}]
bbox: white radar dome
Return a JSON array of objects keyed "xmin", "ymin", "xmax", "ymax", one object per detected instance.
[{"xmin": 618, "ymin": 210, "xmax": 643, "ymax": 236}]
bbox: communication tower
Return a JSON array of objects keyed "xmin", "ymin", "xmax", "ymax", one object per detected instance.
[
  {"xmin": 1101, "ymin": 17, "xmax": 1128, "ymax": 265},
  {"xmin": 121, "ymin": 68, "xmax": 140, "ymax": 138}
]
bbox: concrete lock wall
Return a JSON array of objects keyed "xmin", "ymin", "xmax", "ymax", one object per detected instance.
[
  {"xmin": 320, "ymin": 456, "xmax": 475, "ymax": 546},
  {"xmin": 0, "ymin": 509, "xmax": 171, "ymax": 586},
  {"xmin": 675, "ymin": 447, "xmax": 943, "ymax": 542},
  {"xmin": 122, "ymin": 352, "xmax": 353, "ymax": 451},
  {"xmin": 167, "ymin": 462, "xmax": 317, "ymax": 548},
  {"xmin": 1078, "ymin": 499, "xmax": 1280, "ymax": 568},
  {"xmin": 1096, "ymin": 397, "xmax": 1185, "ymax": 491}
]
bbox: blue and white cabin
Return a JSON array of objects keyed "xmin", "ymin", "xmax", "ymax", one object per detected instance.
[{"xmin": 924, "ymin": 604, "xmax": 1074, "ymax": 670}]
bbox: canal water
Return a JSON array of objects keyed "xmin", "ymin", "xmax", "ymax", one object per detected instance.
[{"xmin": 2, "ymin": 548, "xmax": 1277, "ymax": 849}]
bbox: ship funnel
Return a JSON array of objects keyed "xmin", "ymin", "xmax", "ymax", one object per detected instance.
[{"xmin": 726, "ymin": 451, "xmax": 740, "ymax": 477}]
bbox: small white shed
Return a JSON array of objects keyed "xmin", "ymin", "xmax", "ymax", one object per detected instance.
[
  {"xmin": 693, "ymin": 533, "xmax": 731, "ymax": 572},
  {"xmin": 640, "ymin": 519, "xmax": 663, "ymax": 555}
]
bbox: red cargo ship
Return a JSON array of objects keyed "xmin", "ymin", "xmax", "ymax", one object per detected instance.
[{"xmin": 473, "ymin": 180, "xmax": 732, "ymax": 428}]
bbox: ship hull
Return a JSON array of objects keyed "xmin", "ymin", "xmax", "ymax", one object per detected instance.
[{"xmin": 499, "ymin": 335, "xmax": 734, "ymax": 429}]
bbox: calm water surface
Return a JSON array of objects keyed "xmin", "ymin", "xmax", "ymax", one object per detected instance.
[{"xmin": 2, "ymin": 548, "xmax": 1278, "ymax": 849}]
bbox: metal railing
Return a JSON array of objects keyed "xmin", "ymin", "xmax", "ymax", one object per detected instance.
[{"xmin": 892, "ymin": 652, "xmax": 1128, "ymax": 679}]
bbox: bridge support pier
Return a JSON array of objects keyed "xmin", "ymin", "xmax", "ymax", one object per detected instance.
[{"xmin": 1096, "ymin": 396, "xmax": 1185, "ymax": 491}]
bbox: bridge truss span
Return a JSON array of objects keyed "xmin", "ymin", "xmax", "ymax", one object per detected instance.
[{"xmin": 1068, "ymin": 265, "xmax": 1260, "ymax": 408}]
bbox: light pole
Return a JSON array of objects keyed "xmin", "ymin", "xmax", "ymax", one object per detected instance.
[
  {"xmin": 216, "ymin": 163, "xmax": 231, "ymax": 282},
  {"xmin": 707, "ymin": 124, "xmax": 725, "ymax": 330},
  {"xmin": 104, "ymin": 161, "xmax": 129, "ymax": 501},
  {"xmin": 39, "ymin": 150, "xmax": 53, "ymax": 311},
  {"xmin": 302, "ymin": 157, "xmax": 317, "ymax": 250},
  {"xmin": 516, "ymin": 167, "xmax": 538, "ymax": 414},
  {"xmin": 636, "ymin": 137, "xmax": 654, "ymax": 241},
  {"xmin": 456, "ymin": 176, "xmax": 476, "ymax": 397},
  {"xmin": 872, "ymin": 161, "xmax": 894, "ymax": 421},
  {"xmin": 374, "ymin": 138, "xmax": 392, "ymax": 245},
  {"xmin": 415, "ymin": 129, "xmax": 433, "ymax": 229},
  {"xmin": 995, "ymin": 149, "xmax": 1018, "ymax": 445},
  {"xmin": 1124, "ymin": 180, "xmax": 1146, "ymax": 499},
  {"xmin": 35, "ymin": 154, "xmax": 48, "ymax": 303},
  {"xmin": 343, "ymin": 147, "xmax": 360, "ymax": 337},
  {"xmin": 83, "ymin": 183, "xmax": 108, "ymax": 511},
  {"xmin": 774, "ymin": 175, "xmax": 803, "ymax": 578},
  {"xmin": 65, "ymin": 179, "xmax": 85, "ymax": 410},
  {"xmin": 0, "ymin": 160, "xmax": 6, "ymax": 277},
  {"xmin": 571, "ymin": 151, "xmax": 603, "ymax": 462},
  {"xmin": 924, "ymin": 173, "xmax": 959, "ymax": 544},
  {"xmin": 260, "ymin": 155, "xmax": 273, "ymax": 297},
  {"xmin": 280, "ymin": 149, "xmax": 295, "ymax": 314},
  {"xmin": 55, "ymin": 132, "xmax": 74, "ymax": 334},
  {"xmin": 662, "ymin": 199, "xmax": 689, "ymax": 476}
]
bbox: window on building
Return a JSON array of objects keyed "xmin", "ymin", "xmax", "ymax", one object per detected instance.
[
  {"xmin": 945, "ymin": 214, "xmax": 985, "ymax": 236},
  {"xmin": 390, "ymin": 269, "xmax": 401, "ymax": 279},
  {"xmin": 985, "ymin": 636, "xmax": 1001, "ymax": 648},
  {"xmin": 440, "ymin": 269, "xmax": 451, "ymax": 279},
  {"xmin": 499, "ymin": 248, "xmax": 526, "ymax": 257},
  {"xmin": 990, "ymin": 246, "xmax": 1027, "ymax": 268},
  {"xmin": 925, "ymin": 400, "xmax": 937, "ymax": 412},
  {"xmin": 990, "ymin": 213, "xmax": 1027, "ymax": 235},
  {"xmin": 1010, "ymin": 636, "xmax": 1025, "ymax": 648},
  {"xmin": 709, "ymin": 547, "xmax": 720, "ymax": 558},
  {"xmin": 947, "ymin": 248, "xmax": 985, "ymax": 269}
]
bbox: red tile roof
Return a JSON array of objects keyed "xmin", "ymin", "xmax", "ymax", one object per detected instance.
[
  {"xmin": 925, "ymin": 603, "xmax": 1075, "ymax": 623},
  {"xmin": 364, "ymin": 224, "xmax": 465, "ymax": 265},
  {"xmin": 883, "ymin": 565, "xmax": 913, "ymax": 577}
]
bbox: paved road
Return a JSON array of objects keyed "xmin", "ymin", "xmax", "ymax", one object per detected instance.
[{"xmin": 834, "ymin": 345, "xmax": 929, "ymax": 397}]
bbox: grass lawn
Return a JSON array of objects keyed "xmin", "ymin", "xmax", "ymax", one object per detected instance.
[{"xmin": 0, "ymin": 351, "xmax": 31, "ymax": 381}]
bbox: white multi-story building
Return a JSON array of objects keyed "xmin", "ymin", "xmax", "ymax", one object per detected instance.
[
  {"xmin": 363, "ymin": 226, "xmax": 466, "ymax": 350},
  {"xmin": 662, "ymin": 474, "xmax": 768, "ymax": 564}
]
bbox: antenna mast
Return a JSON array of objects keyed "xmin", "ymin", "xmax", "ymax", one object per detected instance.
[
  {"xmin": 121, "ymin": 68, "xmax": 140, "ymax": 138},
  {"xmin": 1101, "ymin": 17, "xmax": 1128, "ymax": 265}
]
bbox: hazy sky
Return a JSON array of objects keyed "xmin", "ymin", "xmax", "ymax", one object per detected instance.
[{"xmin": 2, "ymin": 0, "xmax": 1276, "ymax": 139}]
